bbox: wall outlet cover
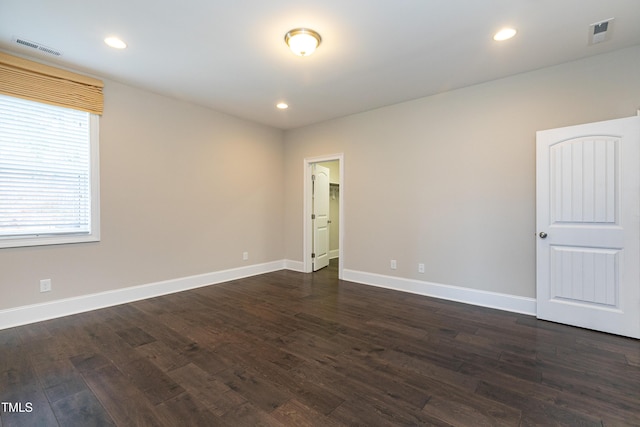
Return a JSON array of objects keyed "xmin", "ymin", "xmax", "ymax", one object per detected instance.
[{"xmin": 40, "ymin": 279, "xmax": 52, "ymax": 293}]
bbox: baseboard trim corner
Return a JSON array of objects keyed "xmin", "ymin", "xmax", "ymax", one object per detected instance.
[
  {"xmin": 342, "ymin": 269, "xmax": 536, "ymax": 316},
  {"xmin": 284, "ymin": 259, "xmax": 305, "ymax": 272},
  {"xmin": 1, "ymin": 262, "xmax": 536, "ymax": 331}
]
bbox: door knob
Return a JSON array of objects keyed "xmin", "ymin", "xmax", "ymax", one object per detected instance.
[{"xmin": 539, "ymin": 232, "xmax": 547, "ymax": 239}]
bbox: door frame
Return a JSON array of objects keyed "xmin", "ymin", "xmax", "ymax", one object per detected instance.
[{"xmin": 303, "ymin": 153, "xmax": 344, "ymax": 278}]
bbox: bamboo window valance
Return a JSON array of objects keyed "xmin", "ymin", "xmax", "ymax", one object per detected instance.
[{"xmin": 0, "ymin": 51, "xmax": 104, "ymax": 115}]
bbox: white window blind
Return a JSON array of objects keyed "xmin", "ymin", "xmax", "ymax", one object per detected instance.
[{"xmin": 0, "ymin": 93, "xmax": 99, "ymax": 247}]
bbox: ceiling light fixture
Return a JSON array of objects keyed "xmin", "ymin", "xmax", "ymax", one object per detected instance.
[
  {"xmin": 104, "ymin": 37, "xmax": 127, "ymax": 49},
  {"xmin": 276, "ymin": 102, "xmax": 289, "ymax": 110},
  {"xmin": 284, "ymin": 28, "xmax": 321, "ymax": 56},
  {"xmin": 493, "ymin": 28, "xmax": 517, "ymax": 41}
]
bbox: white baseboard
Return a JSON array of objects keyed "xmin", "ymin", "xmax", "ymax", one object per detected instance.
[
  {"xmin": 0, "ymin": 260, "xmax": 285, "ymax": 330},
  {"xmin": 284, "ymin": 259, "xmax": 305, "ymax": 272},
  {"xmin": 342, "ymin": 269, "xmax": 536, "ymax": 316},
  {"xmin": 329, "ymin": 249, "xmax": 339, "ymax": 260},
  {"xmin": 0, "ymin": 262, "xmax": 536, "ymax": 331}
]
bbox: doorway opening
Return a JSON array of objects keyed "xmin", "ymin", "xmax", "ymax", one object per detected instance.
[{"xmin": 303, "ymin": 154, "xmax": 344, "ymax": 279}]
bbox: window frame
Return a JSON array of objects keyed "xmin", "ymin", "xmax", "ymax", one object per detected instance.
[{"xmin": 0, "ymin": 103, "xmax": 100, "ymax": 249}]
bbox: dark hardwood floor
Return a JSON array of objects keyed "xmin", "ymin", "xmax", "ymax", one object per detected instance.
[{"xmin": 1, "ymin": 259, "xmax": 639, "ymax": 426}]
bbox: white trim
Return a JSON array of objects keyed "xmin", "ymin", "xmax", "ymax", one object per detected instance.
[
  {"xmin": 284, "ymin": 259, "xmax": 305, "ymax": 272},
  {"xmin": 303, "ymin": 154, "xmax": 345, "ymax": 279},
  {"xmin": 329, "ymin": 249, "xmax": 340, "ymax": 260},
  {"xmin": 0, "ymin": 261, "xmax": 284, "ymax": 330},
  {"xmin": 342, "ymin": 269, "xmax": 536, "ymax": 316},
  {"xmin": 0, "ymin": 262, "xmax": 537, "ymax": 331}
]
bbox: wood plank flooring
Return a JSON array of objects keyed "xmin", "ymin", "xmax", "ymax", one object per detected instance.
[{"xmin": 1, "ymin": 259, "xmax": 639, "ymax": 426}]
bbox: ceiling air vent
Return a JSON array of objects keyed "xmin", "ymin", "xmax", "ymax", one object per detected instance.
[
  {"xmin": 588, "ymin": 18, "xmax": 614, "ymax": 46},
  {"xmin": 12, "ymin": 36, "xmax": 62, "ymax": 56}
]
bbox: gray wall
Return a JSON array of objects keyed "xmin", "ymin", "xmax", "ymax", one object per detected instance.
[
  {"xmin": 0, "ymin": 80, "xmax": 284, "ymax": 310},
  {"xmin": 283, "ymin": 46, "xmax": 640, "ymax": 298},
  {"xmin": 1, "ymin": 46, "xmax": 638, "ymax": 313}
]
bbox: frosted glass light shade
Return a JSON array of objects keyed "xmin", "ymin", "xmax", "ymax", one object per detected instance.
[{"xmin": 285, "ymin": 28, "xmax": 321, "ymax": 56}]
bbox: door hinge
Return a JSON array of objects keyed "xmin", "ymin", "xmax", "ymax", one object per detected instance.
[
  {"xmin": 311, "ymin": 214, "xmax": 316, "ymax": 220},
  {"xmin": 311, "ymin": 253, "xmax": 316, "ymax": 258},
  {"xmin": 311, "ymin": 174, "xmax": 316, "ymax": 181}
]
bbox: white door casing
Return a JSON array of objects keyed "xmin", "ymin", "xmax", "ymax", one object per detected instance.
[
  {"xmin": 303, "ymin": 154, "xmax": 344, "ymax": 278},
  {"xmin": 536, "ymin": 116, "xmax": 640, "ymax": 338},
  {"xmin": 312, "ymin": 164, "xmax": 330, "ymax": 271}
]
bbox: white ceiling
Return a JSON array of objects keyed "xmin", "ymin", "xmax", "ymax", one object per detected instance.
[{"xmin": 1, "ymin": 1, "xmax": 639, "ymax": 129}]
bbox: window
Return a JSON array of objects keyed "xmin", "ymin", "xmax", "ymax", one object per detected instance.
[{"xmin": 0, "ymin": 94, "xmax": 100, "ymax": 248}]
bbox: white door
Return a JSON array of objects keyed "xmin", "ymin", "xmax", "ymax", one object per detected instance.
[
  {"xmin": 536, "ymin": 116, "xmax": 640, "ymax": 338},
  {"xmin": 312, "ymin": 164, "xmax": 330, "ymax": 271}
]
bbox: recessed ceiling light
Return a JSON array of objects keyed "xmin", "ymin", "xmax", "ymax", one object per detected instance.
[
  {"xmin": 276, "ymin": 102, "xmax": 289, "ymax": 110},
  {"xmin": 493, "ymin": 28, "xmax": 517, "ymax": 41},
  {"xmin": 104, "ymin": 37, "xmax": 127, "ymax": 49},
  {"xmin": 284, "ymin": 28, "xmax": 321, "ymax": 56}
]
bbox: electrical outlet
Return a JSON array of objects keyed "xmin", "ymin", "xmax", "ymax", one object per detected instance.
[
  {"xmin": 243, "ymin": 251, "xmax": 249, "ymax": 261},
  {"xmin": 418, "ymin": 263, "xmax": 425, "ymax": 274},
  {"xmin": 40, "ymin": 279, "xmax": 52, "ymax": 293},
  {"xmin": 390, "ymin": 259, "xmax": 397, "ymax": 270}
]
